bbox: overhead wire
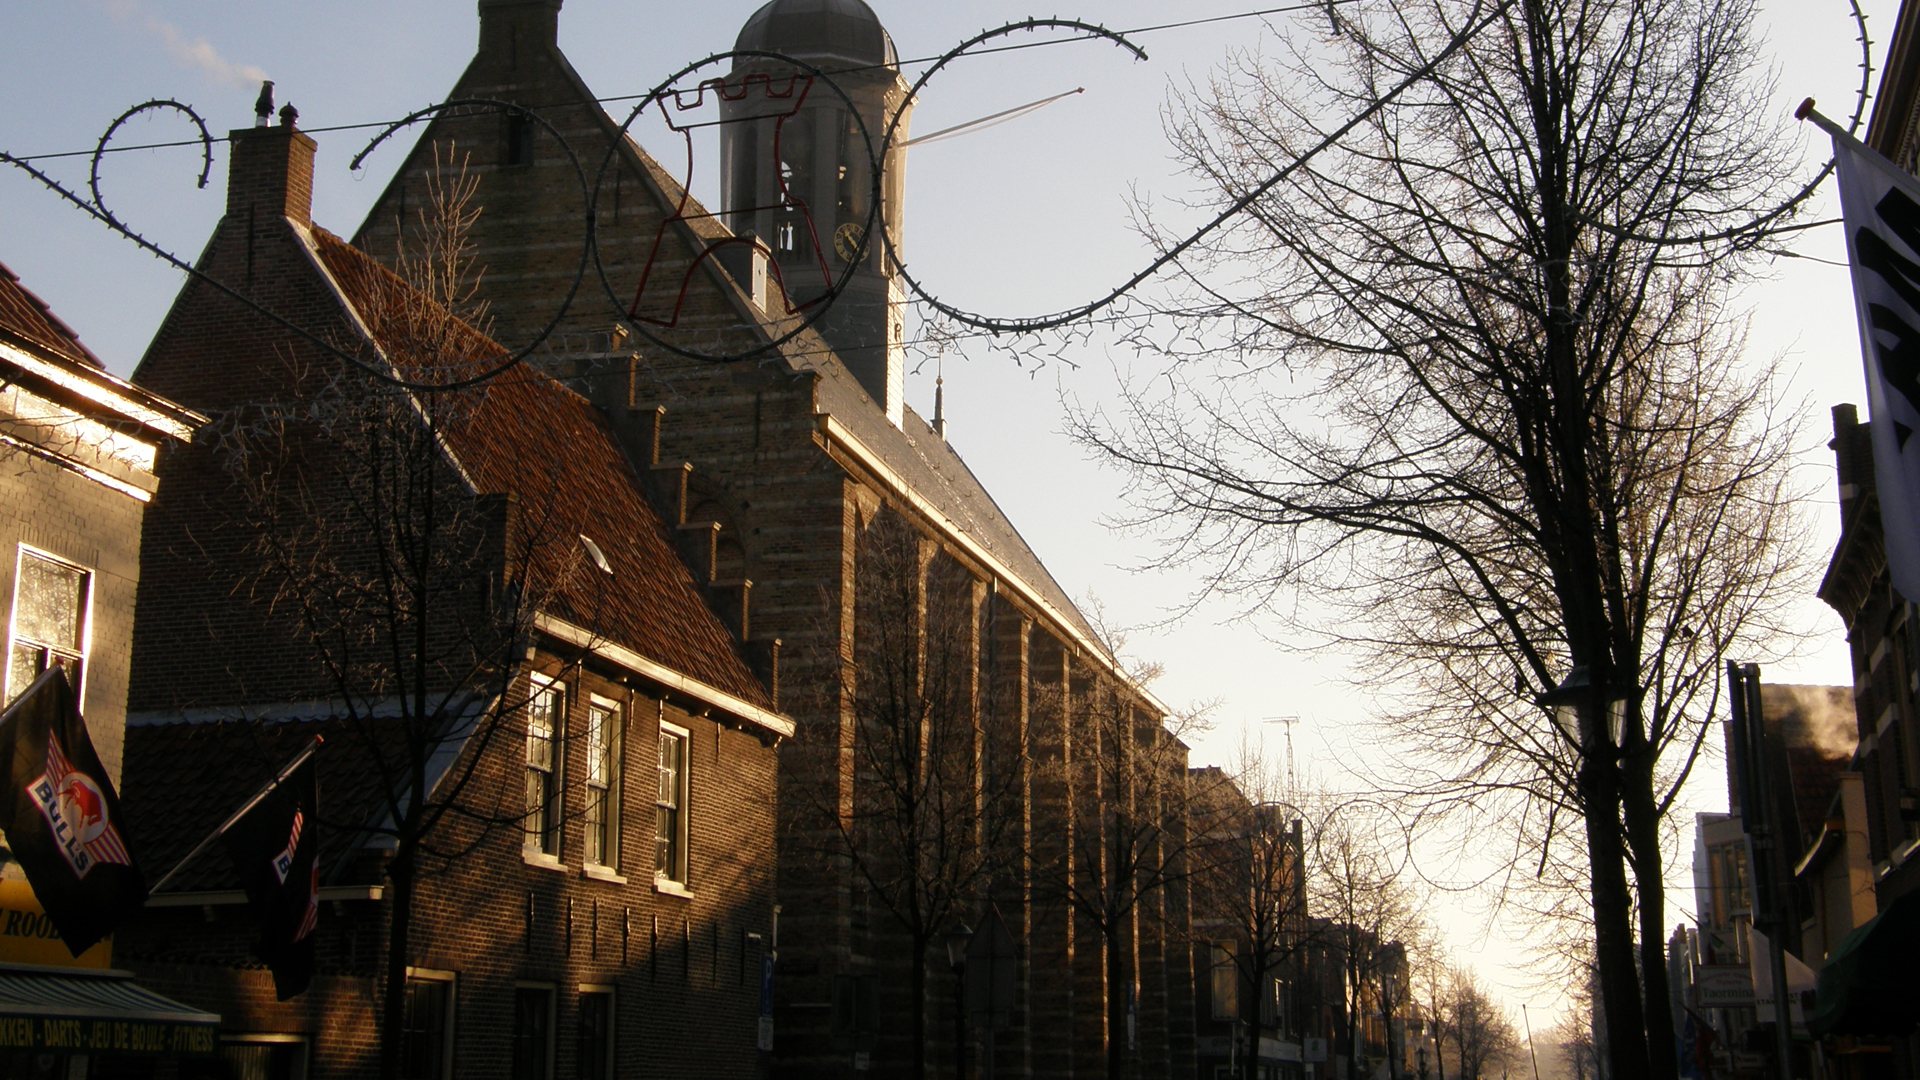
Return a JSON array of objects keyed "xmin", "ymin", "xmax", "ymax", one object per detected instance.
[{"xmin": 11, "ymin": 0, "xmax": 1365, "ymax": 164}]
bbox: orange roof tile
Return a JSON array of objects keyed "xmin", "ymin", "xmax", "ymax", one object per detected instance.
[
  {"xmin": 0, "ymin": 260, "xmax": 101, "ymax": 367},
  {"xmin": 307, "ymin": 229, "xmax": 771, "ymax": 709}
]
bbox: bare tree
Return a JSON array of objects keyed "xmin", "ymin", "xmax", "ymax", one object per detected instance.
[
  {"xmin": 208, "ymin": 155, "xmax": 592, "ymax": 1079},
  {"xmin": 1074, "ymin": 0, "xmax": 1810, "ymax": 1073},
  {"xmin": 796, "ymin": 509, "xmax": 1025, "ymax": 1079},
  {"xmin": 1192, "ymin": 747, "xmax": 1323, "ymax": 1080},
  {"xmin": 1443, "ymin": 968, "xmax": 1521, "ymax": 1080},
  {"xmin": 1306, "ymin": 800, "xmax": 1425, "ymax": 1079}
]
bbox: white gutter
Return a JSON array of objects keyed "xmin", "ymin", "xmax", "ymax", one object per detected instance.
[
  {"xmin": 147, "ymin": 886, "xmax": 384, "ymax": 908},
  {"xmin": 0, "ymin": 429, "xmax": 153, "ymax": 502},
  {"xmin": 0, "ymin": 338, "xmax": 200, "ymax": 442},
  {"xmin": 534, "ymin": 612, "xmax": 794, "ymax": 739},
  {"xmin": 813, "ymin": 412, "xmax": 1171, "ymax": 718}
]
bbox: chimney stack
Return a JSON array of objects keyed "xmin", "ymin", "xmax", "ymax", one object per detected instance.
[
  {"xmin": 226, "ymin": 92, "xmax": 316, "ymax": 227},
  {"xmin": 479, "ymin": 0, "xmax": 563, "ymax": 64}
]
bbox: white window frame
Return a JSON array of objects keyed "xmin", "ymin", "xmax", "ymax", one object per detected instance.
[
  {"xmin": 655, "ymin": 721, "xmax": 691, "ymax": 887},
  {"xmin": 6, "ymin": 545, "xmax": 92, "ymax": 705},
  {"xmin": 512, "ymin": 980, "xmax": 558, "ymax": 1080},
  {"xmin": 402, "ymin": 967, "xmax": 458, "ymax": 1080},
  {"xmin": 524, "ymin": 674, "xmax": 564, "ymax": 862},
  {"xmin": 584, "ymin": 694, "xmax": 623, "ymax": 871}
]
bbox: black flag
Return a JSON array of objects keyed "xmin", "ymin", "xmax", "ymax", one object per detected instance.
[
  {"xmin": 222, "ymin": 756, "xmax": 320, "ymax": 999},
  {"xmin": 0, "ymin": 667, "xmax": 147, "ymax": 955}
]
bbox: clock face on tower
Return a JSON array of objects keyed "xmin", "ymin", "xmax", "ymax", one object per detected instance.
[{"xmin": 833, "ymin": 222, "xmax": 867, "ymax": 264}]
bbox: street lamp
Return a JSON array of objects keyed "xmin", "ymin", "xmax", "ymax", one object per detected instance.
[
  {"xmin": 945, "ymin": 923, "xmax": 974, "ymax": 1080},
  {"xmin": 1536, "ymin": 665, "xmax": 1638, "ymax": 752}
]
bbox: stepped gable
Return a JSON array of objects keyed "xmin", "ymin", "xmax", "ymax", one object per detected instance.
[
  {"xmin": 614, "ymin": 142, "xmax": 1105, "ymax": 651},
  {"xmin": 307, "ymin": 228, "xmax": 772, "ymax": 708},
  {"xmin": 0, "ymin": 259, "xmax": 101, "ymax": 366}
]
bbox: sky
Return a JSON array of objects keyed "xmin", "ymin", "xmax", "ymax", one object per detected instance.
[{"xmin": 0, "ymin": 0, "xmax": 1889, "ymax": 1041}]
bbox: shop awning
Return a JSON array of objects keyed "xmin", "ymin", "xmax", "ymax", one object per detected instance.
[
  {"xmin": 1810, "ymin": 890, "xmax": 1920, "ymax": 1037},
  {"xmin": 0, "ymin": 968, "xmax": 218, "ymax": 1056}
]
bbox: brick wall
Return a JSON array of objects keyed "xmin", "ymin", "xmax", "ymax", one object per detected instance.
[{"xmin": 119, "ymin": 659, "xmax": 779, "ymax": 1079}]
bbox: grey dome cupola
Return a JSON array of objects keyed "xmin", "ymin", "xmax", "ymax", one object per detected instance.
[{"xmin": 734, "ymin": 0, "xmax": 899, "ymax": 69}]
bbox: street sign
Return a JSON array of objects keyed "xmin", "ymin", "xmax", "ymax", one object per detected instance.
[
  {"xmin": 1694, "ymin": 965, "xmax": 1754, "ymax": 1008},
  {"xmin": 965, "ymin": 907, "xmax": 1018, "ymax": 1032}
]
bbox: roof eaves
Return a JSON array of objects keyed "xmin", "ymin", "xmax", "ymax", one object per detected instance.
[
  {"xmin": 535, "ymin": 611, "xmax": 792, "ymax": 738},
  {"xmin": 812, "ymin": 411, "xmax": 1168, "ymax": 718}
]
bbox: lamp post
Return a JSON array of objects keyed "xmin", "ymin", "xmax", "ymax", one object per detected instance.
[
  {"xmin": 1537, "ymin": 664, "xmax": 1647, "ymax": 1078},
  {"xmin": 945, "ymin": 923, "xmax": 974, "ymax": 1080}
]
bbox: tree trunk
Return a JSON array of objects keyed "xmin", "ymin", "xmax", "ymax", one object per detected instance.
[
  {"xmin": 1623, "ymin": 754, "xmax": 1680, "ymax": 1080},
  {"xmin": 1579, "ymin": 753, "xmax": 1649, "ymax": 1078},
  {"xmin": 1106, "ymin": 921, "xmax": 1130, "ymax": 1080},
  {"xmin": 913, "ymin": 935, "xmax": 929, "ymax": 1080},
  {"xmin": 380, "ymin": 849, "xmax": 415, "ymax": 1080}
]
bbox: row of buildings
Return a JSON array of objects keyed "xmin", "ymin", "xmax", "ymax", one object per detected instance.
[
  {"xmin": 1675, "ymin": 0, "xmax": 1920, "ymax": 1074},
  {"xmin": 0, "ymin": 1, "xmax": 1416, "ymax": 1078}
]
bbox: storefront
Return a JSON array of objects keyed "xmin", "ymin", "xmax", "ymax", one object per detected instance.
[{"xmin": 0, "ymin": 881, "xmax": 218, "ymax": 1079}]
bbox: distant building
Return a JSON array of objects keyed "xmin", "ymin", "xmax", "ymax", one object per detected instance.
[
  {"xmin": 0, "ymin": 259, "xmax": 213, "ymax": 1075},
  {"xmin": 116, "ymin": 113, "xmax": 788, "ymax": 1079}
]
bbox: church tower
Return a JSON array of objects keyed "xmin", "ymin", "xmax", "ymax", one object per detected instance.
[{"xmin": 722, "ymin": 0, "xmax": 914, "ymax": 428}]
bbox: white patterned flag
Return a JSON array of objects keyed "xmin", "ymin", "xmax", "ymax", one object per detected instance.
[{"xmin": 1823, "ymin": 104, "xmax": 1920, "ymax": 600}]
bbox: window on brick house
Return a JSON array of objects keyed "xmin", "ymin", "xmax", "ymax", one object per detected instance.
[
  {"xmin": 400, "ymin": 974, "xmax": 454, "ymax": 1080},
  {"xmin": 577, "ymin": 988, "xmax": 614, "ymax": 1080},
  {"xmin": 655, "ymin": 723, "xmax": 690, "ymax": 883},
  {"xmin": 1210, "ymin": 943, "xmax": 1239, "ymax": 1021},
  {"xmin": 585, "ymin": 697, "xmax": 622, "ymax": 869},
  {"xmin": 513, "ymin": 985, "xmax": 555, "ymax": 1080},
  {"xmin": 6, "ymin": 549, "xmax": 89, "ymax": 706},
  {"xmin": 526, "ymin": 677, "xmax": 564, "ymax": 857}
]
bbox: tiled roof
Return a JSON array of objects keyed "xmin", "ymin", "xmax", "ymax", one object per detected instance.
[
  {"xmin": 0, "ymin": 260, "xmax": 101, "ymax": 367},
  {"xmin": 122, "ymin": 717, "xmax": 389, "ymax": 892},
  {"xmin": 306, "ymin": 228, "xmax": 771, "ymax": 707}
]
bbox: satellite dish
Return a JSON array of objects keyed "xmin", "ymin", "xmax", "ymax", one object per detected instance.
[{"xmin": 580, "ymin": 534, "xmax": 614, "ymax": 576}]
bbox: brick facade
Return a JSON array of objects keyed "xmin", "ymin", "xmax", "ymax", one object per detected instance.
[{"xmin": 117, "ymin": 107, "xmax": 786, "ymax": 1079}]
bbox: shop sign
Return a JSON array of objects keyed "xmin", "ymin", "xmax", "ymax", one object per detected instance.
[
  {"xmin": 0, "ymin": 1016, "xmax": 216, "ymax": 1057},
  {"xmin": 0, "ymin": 880, "xmax": 111, "ymax": 969},
  {"xmin": 1695, "ymin": 965, "xmax": 1754, "ymax": 1007}
]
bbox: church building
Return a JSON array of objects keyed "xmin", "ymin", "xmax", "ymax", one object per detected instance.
[{"xmin": 348, "ymin": 1, "xmax": 1201, "ymax": 1077}]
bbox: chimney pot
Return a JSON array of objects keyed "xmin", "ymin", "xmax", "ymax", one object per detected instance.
[
  {"xmin": 278, "ymin": 103, "xmax": 298, "ymax": 128},
  {"xmin": 253, "ymin": 80, "xmax": 274, "ymax": 128}
]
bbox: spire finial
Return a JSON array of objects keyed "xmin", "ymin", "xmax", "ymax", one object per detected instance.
[{"xmin": 932, "ymin": 355, "xmax": 947, "ymax": 441}]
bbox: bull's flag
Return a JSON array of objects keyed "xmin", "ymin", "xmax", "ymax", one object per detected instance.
[
  {"xmin": 0, "ymin": 667, "xmax": 147, "ymax": 955},
  {"xmin": 222, "ymin": 755, "xmax": 320, "ymax": 999}
]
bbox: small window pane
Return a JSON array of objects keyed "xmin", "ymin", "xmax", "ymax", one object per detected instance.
[
  {"xmin": 15, "ymin": 554, "xmax": 84, "ymax": 651},
  {"xmin": 8, "ymin": 644, "xmax": 42, "ymax": 702},
  {"xmin": 655, "ymin": 731, "xmax": 686, "ymax": 881},
  {"xmin": 526, "ymin": 683, "xmax": 562, "ymax": 854}
]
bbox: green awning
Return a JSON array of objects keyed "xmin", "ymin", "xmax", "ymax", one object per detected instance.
[
  {"xmin": 0, "ymin": 969, "xmax": 219, "ymax": 1056},
  {"xmin": 1810, "ymin": 890, "xmax": 1920, "ymax": 1038}
]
